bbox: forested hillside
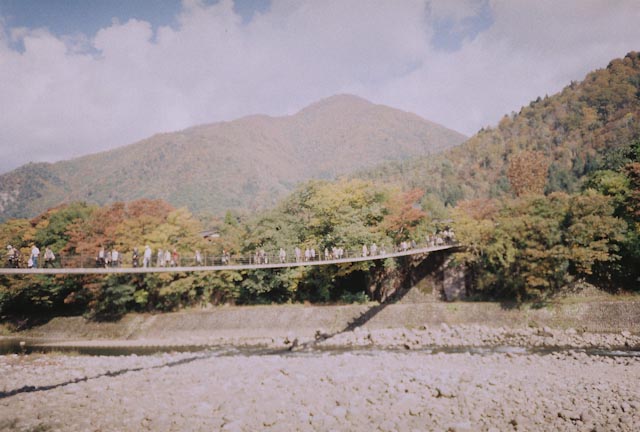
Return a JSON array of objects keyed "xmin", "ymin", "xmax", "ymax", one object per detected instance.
[
  {"xmin": 360, "ymin": 52, "xmax": 640, "ymax": 208},
  {"xmin": 355, "ymin": 52, "xmax": 640, "ymax": 296},
  {"xmin": 0, "ymin": 95, "xmax": 466, "ymax": 222}
]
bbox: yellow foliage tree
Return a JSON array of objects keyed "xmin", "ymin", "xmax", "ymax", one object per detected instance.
[{"xmin": 506, "ymin": 150, "xmax": 550, "ymax": 196}]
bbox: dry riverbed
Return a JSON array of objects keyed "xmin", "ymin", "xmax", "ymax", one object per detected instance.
[{"xmin": 1, "ymin": 324, "xmax": 639, "ymax": 431}]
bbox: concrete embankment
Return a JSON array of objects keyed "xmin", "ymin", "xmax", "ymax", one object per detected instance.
[{"xmin": 21, "ymin": 300, "xmax": 640, "ymax": 343}]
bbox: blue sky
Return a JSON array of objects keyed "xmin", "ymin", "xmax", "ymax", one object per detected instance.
[
  {"xmin": 0, "ymin": 0, "xmax": 638, "ymax": 173},
  {"xmin": 0, "ymin": 0, "xmax": 486, "ymax": 50},
  {"xmin": 0, "ymin": 0, "xmax": 271, "ymax": 34},
  {"xmin": 0, "ymin": 1, "xmax": 176, "ymax": 35}
]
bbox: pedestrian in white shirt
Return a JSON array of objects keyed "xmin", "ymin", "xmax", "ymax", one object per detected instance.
[{"xmin": 30, "ymin": 244, "xmax": 40, "ymax": 268}]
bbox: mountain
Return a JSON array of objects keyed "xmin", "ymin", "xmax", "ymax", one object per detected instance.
[
  {"xmin": 0, "ymin": 95, "xmax": 466, "ymax": 221},
  {"xmin": 358, "ymin": 52, "xmax": 640, "ymax": 206}
]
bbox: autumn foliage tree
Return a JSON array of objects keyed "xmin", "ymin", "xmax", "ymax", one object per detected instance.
[
  {"xmin": 382, "ymin": 188, "xmax": 427, "ymax": 242},
  {"xmin": 506, "ymin": 150, "xmax": 550, "ymax": 197}
]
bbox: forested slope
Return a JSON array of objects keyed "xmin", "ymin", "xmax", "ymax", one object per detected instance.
[{"xmin": 359, "ymin": 52, "xmax": 640, "ymax": 207}]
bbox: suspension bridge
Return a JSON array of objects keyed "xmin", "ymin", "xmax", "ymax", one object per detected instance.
[{"xmin": 0, "ymin": 244, "xmax": 457, "ymax": 275}]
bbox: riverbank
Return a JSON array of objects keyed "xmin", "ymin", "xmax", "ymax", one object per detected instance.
[
  {"xmin": 10, "ymin": 299, "xmax": 639, "ymax": 350},
  {"xmin": 6, "ymin": 322, "xmax": 639, "ymax": 355}
]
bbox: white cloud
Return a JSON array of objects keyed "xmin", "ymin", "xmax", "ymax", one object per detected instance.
[
  {"xmin": 373, "ymin": 0, "xmax": 640, "ymax": 133},
  {"xmin": 0, "ymin": 0, "xmax": 639, "ymax": 173}
]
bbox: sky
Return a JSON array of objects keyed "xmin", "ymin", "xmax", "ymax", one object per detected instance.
[{"xmin": 0, "ymin": 0, "xmax": 639, "ymax": 174}]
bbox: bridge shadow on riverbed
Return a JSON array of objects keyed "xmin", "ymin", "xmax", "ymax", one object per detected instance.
[
  {"xmin": 280, "ymin": 251, "xmax": 446, "ymax": 353},
  {"xmin": 0, "ymin": 351, "xmax": 221, "ymax": 400}
]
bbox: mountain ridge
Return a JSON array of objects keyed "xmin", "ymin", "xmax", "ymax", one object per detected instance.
[{"xmin": 0, "ymin": 94, "xmax": 467, "ymax": 221}]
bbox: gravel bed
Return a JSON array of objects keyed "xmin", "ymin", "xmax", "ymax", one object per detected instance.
[{"xmin": 1, "ymin": 325, "xmax": 639, "ymax": 431}]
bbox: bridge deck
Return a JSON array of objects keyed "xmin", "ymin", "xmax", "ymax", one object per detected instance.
[{"xmin": 0, "ymin": 245, "xmax": 456, "ymax": 275}]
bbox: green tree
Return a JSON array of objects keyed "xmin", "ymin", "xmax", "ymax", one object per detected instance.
[
  {"xmin": 564, "ymin": 190, "xmax": 626, "ymax": 280},
  {"xmin": 454, "ymin": 191, "xmax": 627, "ymax": 301},
  {"xmin": 33, "ymin": 202, "xmax": 96, "ymax": 253}
]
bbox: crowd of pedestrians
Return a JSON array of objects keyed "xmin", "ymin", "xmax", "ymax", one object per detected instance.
[
  {"xmin": 5, "ymin": 229, "xmax": 455, "ymax": 270},
  {"xmin": 5, "ymin": 244, "xmax": 56, "ymax": 268}
]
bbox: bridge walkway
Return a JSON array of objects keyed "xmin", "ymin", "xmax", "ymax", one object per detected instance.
[{"xmin": 0, "ymin": 245, "xmax": 456, "ymax": 275}]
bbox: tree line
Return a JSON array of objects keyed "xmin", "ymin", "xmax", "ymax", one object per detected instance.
[
  {"xmin": 0, "ymin": 179, "xmax": 432, "ymax": 323},
  {"xmin": 1, "ymin": 140, "xmax": 637, "ymax": 325}
]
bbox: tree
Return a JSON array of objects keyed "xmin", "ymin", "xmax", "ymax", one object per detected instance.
[
  {"xmin": 624, "ymin": 162, "xmax": 640, "ymax": 219},
  {"xmin": 0, "ymin": 219, "xmax": 35, "ymax": 257},
  {"xmin": 33, "ymin": 202, "xmax": 96, "ymax": 252},
  {"xmin": 451, "ymin": 198, "xmax": 499, "ymax": 262},
  {"xmin": 453, "ymin": 191, "xmax": 627, "ymax": 301},
  {"xmin": 382, "ymin": 188, "xmax": 427, "ymax": 242},
  {"xmin": 564, "ymin": 190, "xmax": 626, "ymax": 278},
  {"xmin": 584, "ymin": 151, "xmax": 640, "ymax": 288},
  {"xmin": 507, "ymin": 150, "xmax": 550, "ymax": 197}
]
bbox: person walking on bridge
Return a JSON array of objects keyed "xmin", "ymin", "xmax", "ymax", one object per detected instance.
[
  {"xmin": 44, "ymin": 247, "xmax": 55, "ymax": 268},
  {"xmin": 97, "ymin": 246, "xmax": 105, "ymax": 267},
  {"xmin": 143, "ymin": 245, "xmax": 152, "ymax": 268},
  {"xmin": 295, "ymin": 247, "xmax": 301, "ymax": 263},
  {"xmin": 6, "ymin": 245, "xmax": 17, "ymax": 268},
  {"xmin": 111, "ymin": 248, "xmax": 119, "ymax": 268},
  {"xmin": 132, "ymin": 247, "xmax": 139, "ymax": 267},
  {"xmin": 30, "ymin": 244, "xmax": 40, "ymax": 268}
]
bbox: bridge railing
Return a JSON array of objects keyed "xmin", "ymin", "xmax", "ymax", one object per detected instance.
[{"xmin": 3, "ymin": 239, "xmax": 458, "ymax": 271}]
